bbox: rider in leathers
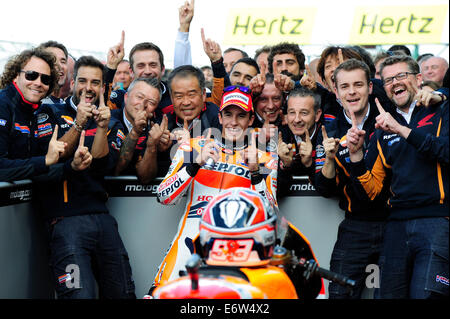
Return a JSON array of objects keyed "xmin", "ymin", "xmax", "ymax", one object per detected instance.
[{"xmin": 152, "ymin": 87, "xmax": 278, "ymax": 290}]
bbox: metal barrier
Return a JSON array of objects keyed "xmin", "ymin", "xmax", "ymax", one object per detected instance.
[{"xmin": 0, "ymin": 176, "xmax": 345, "ymax": 299}]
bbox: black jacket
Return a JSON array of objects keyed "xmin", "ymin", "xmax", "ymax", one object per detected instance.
[
  {"xmin": 0, "ymin": 83, "xmax": 55, "ymax": 181},
  {"xmin": 314, "ymin": 95, "xmax": 390, "ymax": 221},
  {"xmin": 33, "ymin": 97, "xmax": 126, "ymax": 220}
]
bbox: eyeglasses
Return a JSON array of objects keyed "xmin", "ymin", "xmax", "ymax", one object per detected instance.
[
  {"xmin": 223, "ymin": 85, "xmax": 251, "ymax": 94},
  {"xmin": 383, "ymin": 72, "xmax": 417, "ymax": 86},
  {"xmin": 20, "ymin": 70, "xmax": 52, "ymax": 86}
]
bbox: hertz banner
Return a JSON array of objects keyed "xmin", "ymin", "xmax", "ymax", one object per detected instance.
[
  {"xmin": 223, "ymin": 5, "xmax": 448, "ymax": 45},
  {"xmin": 349, "ymin": 5, "xmax": 448, "ymax": 44},
  {"xmin": 224, "ymin": 8, "xmax": 317, "ymax": 45}
]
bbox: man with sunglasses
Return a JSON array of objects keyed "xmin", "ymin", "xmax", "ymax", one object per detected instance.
[
  {"xmin": 347, "ymin": 55, "xmax": 448, "ymax": 299},
  {"xmin": 149, "ymin": 86, "xmax": 278, "ymax": 294},
  {"xmin": 0, "ymin": 48, "xmax": 70, "ymax": 182}
]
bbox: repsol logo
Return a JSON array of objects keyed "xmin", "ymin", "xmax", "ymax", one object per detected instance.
[
  {"xmin": 209, "ymin": 163, "xmax": 250, "ymax": 178},
  {"xmin": 124, "ymin": 184, "xmax": 158, "ymax": 193},
  {"xmin": 158, "ymin": 177, "xmax": 186, "ymax": 198},
  {"xmin": 383, "ymin": 133, "xmax": 398, "ymax": 140}
]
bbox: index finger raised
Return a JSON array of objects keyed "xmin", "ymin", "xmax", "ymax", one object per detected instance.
[
  {"xmin": 321, "ymin": 124, "xmax": 329, "ymax": 139},
  {"xmin": 375, "ymin": 98, "xmax": 386, "ymax": 114},
  {"xmin": 78, "ymin": 129, "xmax": 86, "ymax": 147},
  {"xmin": 349, "ymin": 108, "xmax": 357, "ymax": 128},
  {"xmin": 51, "ymin": 124, "xmax": 59, "ymax": 141}
]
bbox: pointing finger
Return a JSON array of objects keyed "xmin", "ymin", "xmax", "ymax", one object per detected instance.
[
  {"xmin": 51, "ymin": 124, "xmax": 59, "ymax": 141},
  {"xmin": 304, "ymin": 127, "xmax": 311, "ymax": 141},
  {"xmin": 321, "ymin": 125, "xmax": 329, "ymax": 140},
  {"xmin": 78, "ymin": 129, "xmax": 85, "ymax": 147},
  {"xmin": 120, "ymin": 30, "xmax": 125, "ymax": 47},
  {"xmin": 161, "ymin": 114, "xmax": 168, "ymax": 131},
  {"xmin": 375, "ymin": 98, "xmax": 386, "ymax": 114},
  {"xmin": 338, "ymin": 48, "xmax": 344, "ymax": 65},
  {"xmin": 305, "ymin": 63, "xmax": 312, "ymax": 76},
  {"xmin": 349, "ymin": 108, "xmax": 357, "ymax": 128}
]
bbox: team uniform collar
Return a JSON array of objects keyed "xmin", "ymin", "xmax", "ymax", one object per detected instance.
[
  {"xmin": 343, "ymin": 103, "xmax": 371, "ymax": 130},
  {"xmin": 396, "ymin": 100, "xmax": 416, "ymax": 124}
]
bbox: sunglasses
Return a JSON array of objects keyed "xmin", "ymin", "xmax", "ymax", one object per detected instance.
[
  {"xmin": 223, "ymin": 85, "xmax": 251, "ymax": 94},
  {"xmin": 20, "ymin": 70, "xmax": 52, "ymax": 86}
]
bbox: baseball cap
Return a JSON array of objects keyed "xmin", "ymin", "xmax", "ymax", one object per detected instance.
[{"xmin": 219, "ymin": 86, "xmax": 253, "ymax": 112}]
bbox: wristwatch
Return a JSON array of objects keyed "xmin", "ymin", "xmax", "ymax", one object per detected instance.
[{"xmin": 432, "ymin": 90, "xmax": 446, "ymax": 101}]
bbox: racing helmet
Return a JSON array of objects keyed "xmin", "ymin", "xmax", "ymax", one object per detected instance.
[{"xmin": 199, "ymin": 188, "xmax": 277, "ymax": 267}]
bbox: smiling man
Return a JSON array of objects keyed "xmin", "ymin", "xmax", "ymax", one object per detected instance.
[
  {"xmin": 277, "ymin": 88, "xmax": 322, "ymax": 197},
  {"xmin": 0, "ymin": 48, "xmax": 65, "ymax": 181},
  {"xmin": 33, "ymin": 55, "xmax": 136, "ymax": 299},
  {"xmin": 166, "ymin": 65, "xmax": 221, "ymax": 135},
  {"xmin": 268, "ymin": 42, "xmax": 305, "ymax": 82},
  {"xmin": 314, "ymin": 59, "xmax": 390, "ymax": 299},
  {"xmin": 347, "ymin": 55, "xmax": 448, "ymax": 299},
  {"xmin": 38, "ymin": 41, "xmax": 69, "ymax": 104},
  {"xmin": 151, "ymin": 85, "xmax": 278, "ymax": 294}
]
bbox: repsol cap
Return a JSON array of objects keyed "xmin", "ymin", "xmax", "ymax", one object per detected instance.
[{"xmin": 219, "ymin": 86, "xmax": 253, "ymax": 112}]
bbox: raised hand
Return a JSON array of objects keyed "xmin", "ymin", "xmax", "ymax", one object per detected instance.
[
  {"xmin": 274, "ymin": 72, "xmax": 295, "ymax": 92},
  {"xmin": 179, "ymin": 0, "xmax": 195, "ymax": 32},
  {"xmin": 277, "ymin": 132, "xmax": 294, "ymax": 168},
  {"xmin": 245, "ymin": 131, "xmax": 259, "ymax": 172},
  {"xmin": 92, "ymin": 89, "xmax": 111, "ymax": 129},
  {"xmin": 322, "ymin": 125, "xmax": 340, "ymax": 160},
  {"xmin": 76, "ymin": 89, "xmax": 94, "ymax": 128},
  {"xmin": 45, "ymin": 125, "xmax": 67, "ymax": 166},
  {"xmin": 147, "ymin": 119, "xmax": 166, "ymax": 148},
  {"xmin": 196, "ymin": 128, "xmax": 219, "ymax": 166},
  {"xmin": 346, "ymin": 109, "xmax": 366, "ymax": 155},
  {"xmin": 414, "ymin": 86, "xmax": 445, "ymax": 107},
  {"xmin": 299, "ymin": 128, "xmax": 313, "ymax": 167},
  {"xmin": 201, "ymin": 28, "xmax": 222, "ymax": 63},
  {"xmin": 300, "ymin": 64, "xmax": 317, "ymax": 90},
  {"xmin": 71, "ymin": 130, "xmax": 92, "ymax": 171},
  {"xmin": 157, "ymin": 115, "xmax": 172, "ymax": 152},
  {"xmin": 107, "ymin": 30, "xmax": 125, "ymax": 69},
  {"xmin": 173, "ymin": 118, "xmax": 191, "ymax": 145},
  {"xmin": 249, "ymin": 63, "xmax": 266, "ymax": 95},
  {"xmin": 132, "ymin": 109, "xmax": 148, "ymax": 136}
]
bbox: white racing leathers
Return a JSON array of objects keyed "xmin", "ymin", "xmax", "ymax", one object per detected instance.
[{"xmin": 153, "ymin": 137, "xmax": 278, "ymax": 287}]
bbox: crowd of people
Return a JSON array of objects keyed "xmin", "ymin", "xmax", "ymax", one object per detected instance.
[{"xmin": 0, "ymin": 1, "xmax": 448, "ymax": 300}]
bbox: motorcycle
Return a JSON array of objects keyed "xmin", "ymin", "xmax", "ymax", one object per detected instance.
[{"xmin": 150, "ymin": 219, "xmax": 355, "ymax": 299}]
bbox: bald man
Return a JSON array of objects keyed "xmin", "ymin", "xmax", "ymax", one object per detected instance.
[{"xmin": 420, "ymin": 56, "xmax": 448, "ymax": 86}]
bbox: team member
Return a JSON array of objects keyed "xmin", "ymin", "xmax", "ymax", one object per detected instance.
[
  {"xmin": 0, "ymin": 48, "xmax": 66, "ymax": 181},
  {"xmin": 314, "ymin": 59, "xmax": 390, "ymax": 299},
  {"xmin": 112, "ymin": 77, "xmax": 165, "ymax": 182},
  {"xmin": 33, "ymin": 56, "xmax": 135, "ymax": 299},
  {"xmin": 151, "ymin": 86, "xmax": 278, "ymax": 292},
  {"xmin": 347, "ymin": 55, "xmax": 448, "ymax": 299},
  {"xmin": 223, "ymin": 47, "xmax": 248, "ymax": 74},
  {"xmin": 38, "ymin": 41, "xmax": 69, "ymax": 104},
  {"xmin": 277, "ymin": 87, "xmax": 322, "ymax": 196},
  {"xmin": 112, "ymin": 60, "xmax": 133, "ymax": 91},
  {"xmin": 268, "ymin": 42, "xmax": 305, "ymax": 82},
  {"xmin": 229, "ymin": 57, "xmax": 259, "ymax": 88}
]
